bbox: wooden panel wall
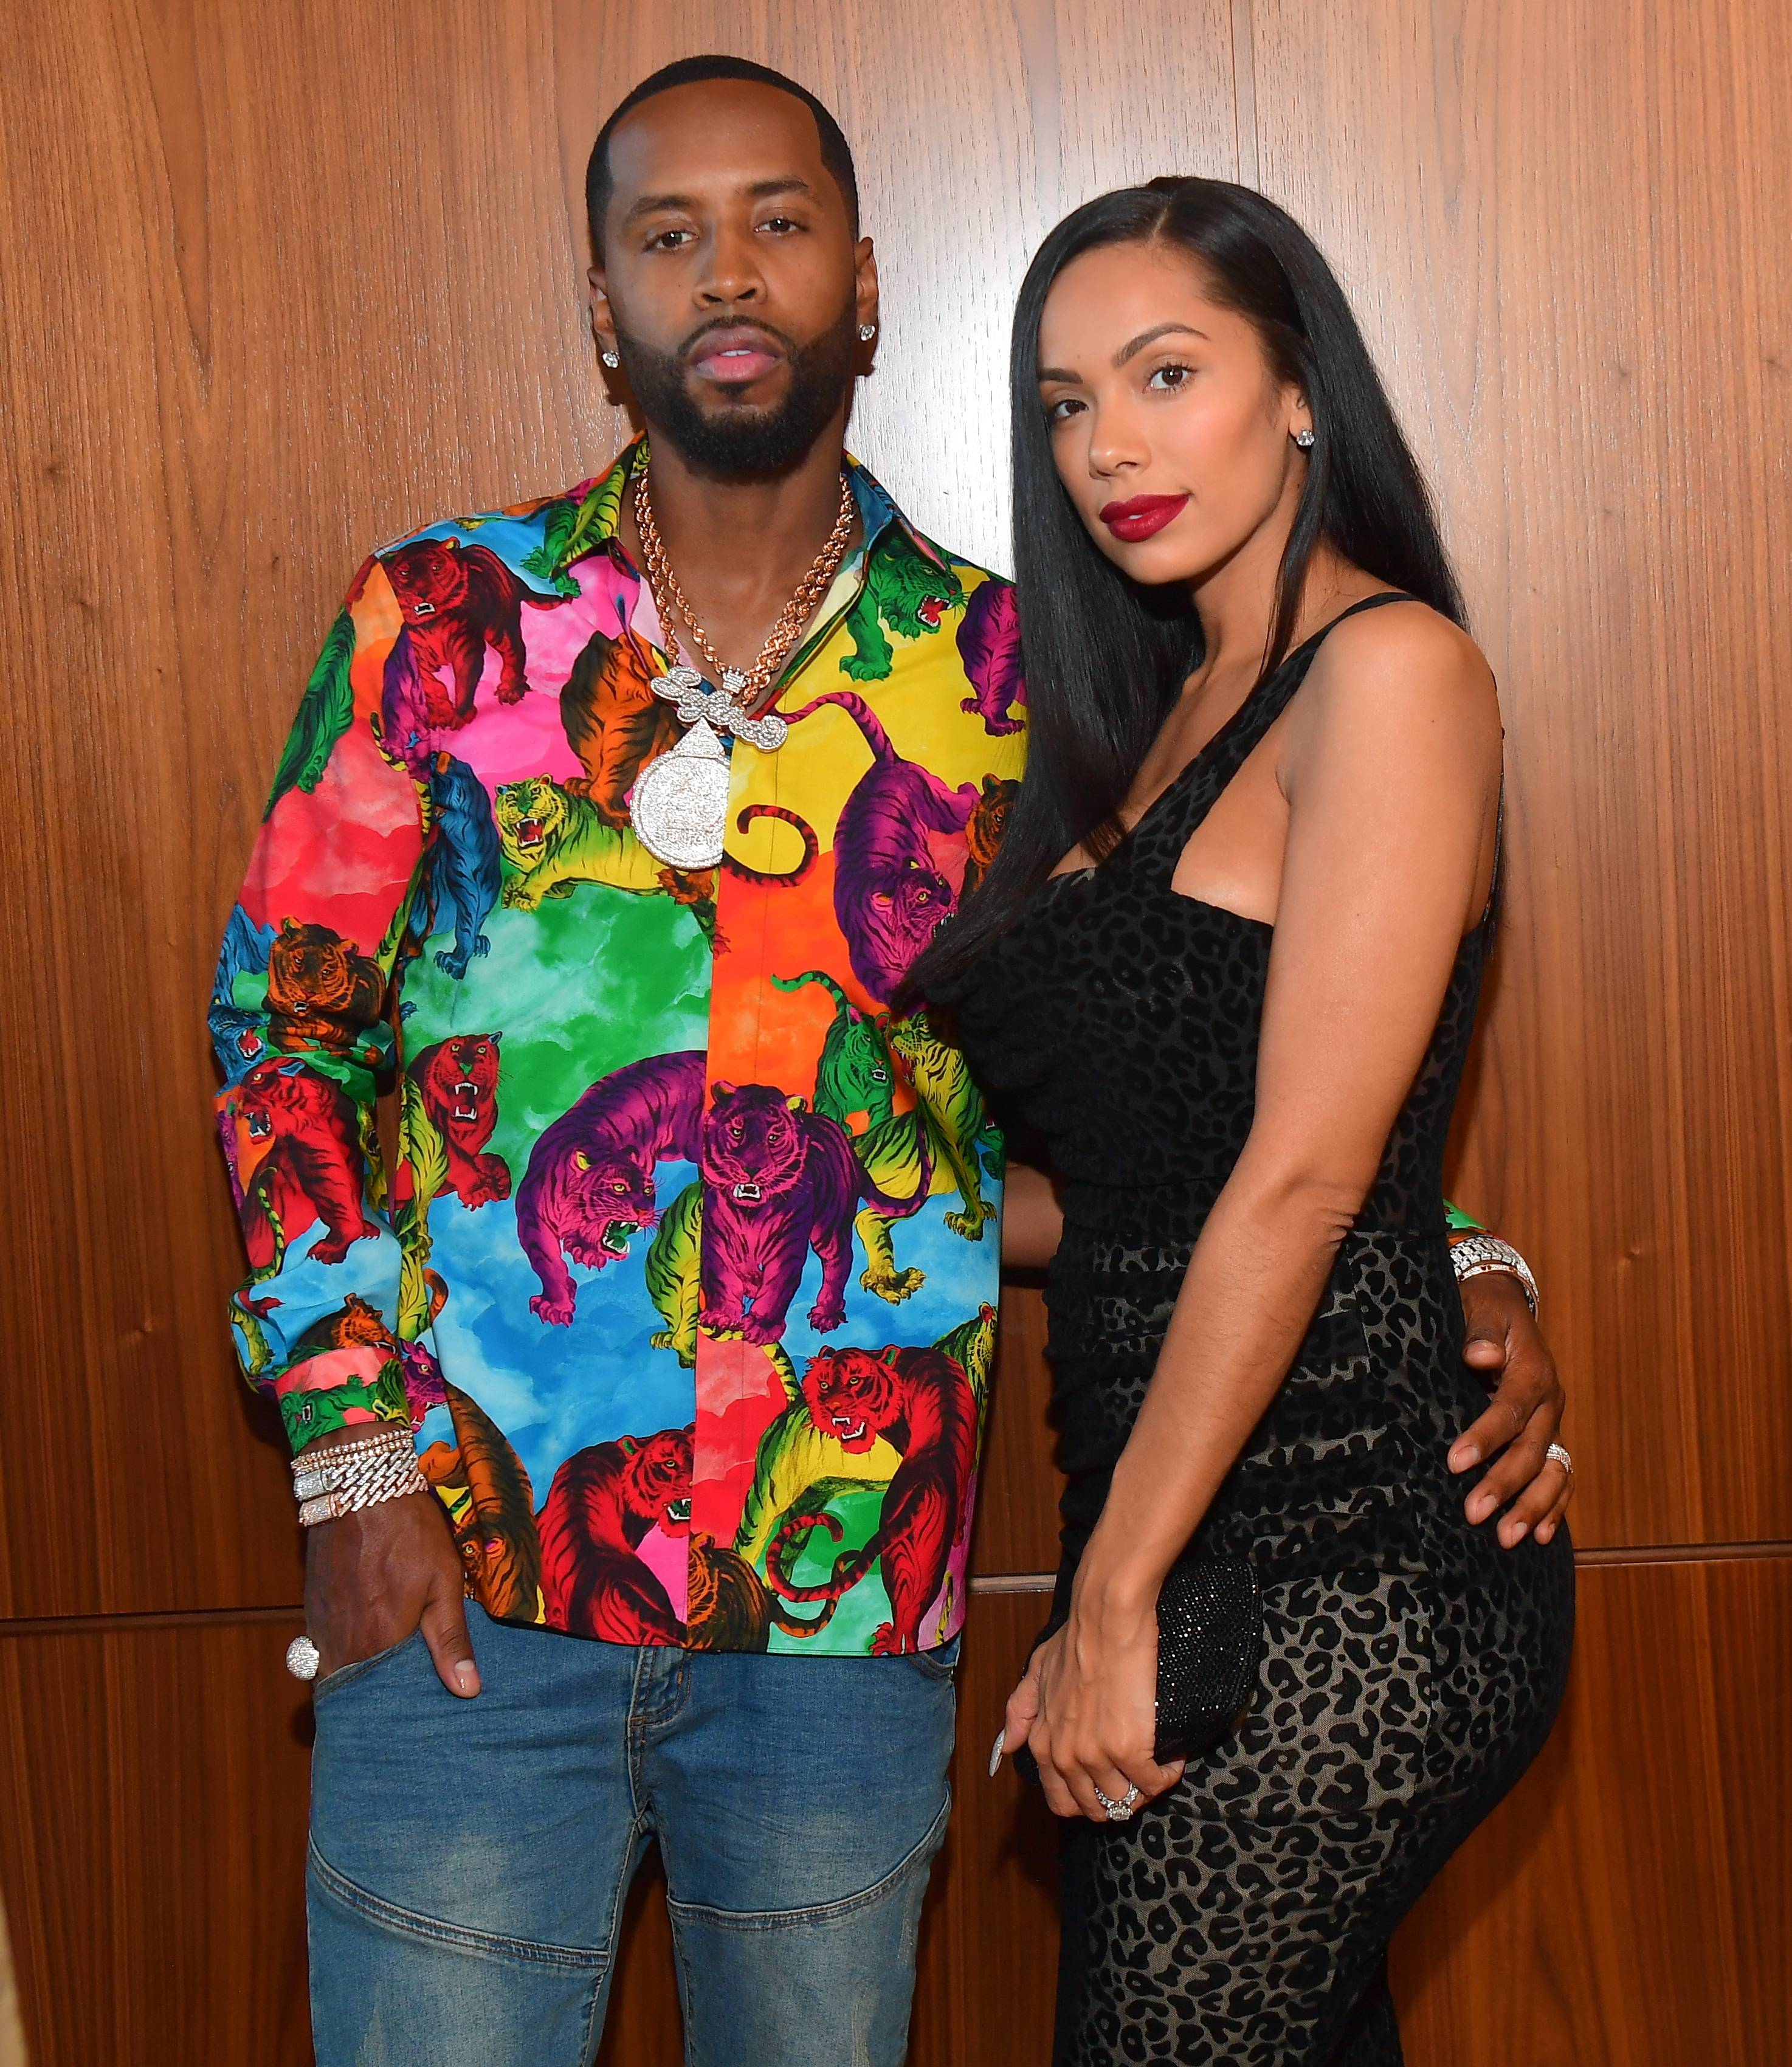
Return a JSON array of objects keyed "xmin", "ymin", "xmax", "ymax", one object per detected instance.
[{"xmin": 1, "ymin": 2, "xmax": 1786, "ymax": 2063}]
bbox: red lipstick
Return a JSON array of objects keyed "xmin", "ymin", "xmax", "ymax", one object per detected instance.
[{"xmin": 1099, "ymin": 493, "xmax": 1190, "ymax": 543}]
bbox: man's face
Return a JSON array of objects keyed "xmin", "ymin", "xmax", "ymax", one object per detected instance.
[{"xmin": 590, "ymin": 80, "xmax": 877, "ymax": 480}]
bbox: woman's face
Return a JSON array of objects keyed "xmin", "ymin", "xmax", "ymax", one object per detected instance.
[{"xmin": 1036, "ymin": 240, "xmax": 1309, "ymax": 589}]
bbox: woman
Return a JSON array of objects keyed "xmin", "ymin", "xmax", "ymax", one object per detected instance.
[{"xmin": 914, "ymin": 179, "xmax": 1574, "ymax": 2063}]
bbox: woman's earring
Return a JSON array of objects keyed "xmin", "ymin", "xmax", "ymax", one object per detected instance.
[
  {"xmin": 858, "ymin": 323, "xmax": 877, "ymax": 342},
  {"xmin": 601, "ymin": 348, "xmax": 621, "ymax": 370},
  {"xmin": 1294, "ymin": 427, "xmax": 1315, "ymax": 449}
]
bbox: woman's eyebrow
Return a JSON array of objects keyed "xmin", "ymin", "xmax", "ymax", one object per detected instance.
[
  {"xmin": 1113, "ymin": 322, "xmax": 1209, "ymax": 366},
  {"xmin": 1038, "ymin": 322, "xmax": 1213, "ymax": 384}
]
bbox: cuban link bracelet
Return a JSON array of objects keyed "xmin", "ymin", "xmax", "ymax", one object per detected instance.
[{"xmin": 291, "ymin": 1423, "xmax": 428, "ymax": 1528}]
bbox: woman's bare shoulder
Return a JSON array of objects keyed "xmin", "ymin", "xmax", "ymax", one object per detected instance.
[{"xmin": 1294, "ymin": 596, "xmax": 1499, "ymax": 766}]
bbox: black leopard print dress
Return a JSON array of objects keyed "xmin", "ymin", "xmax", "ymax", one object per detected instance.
[{"xmin": 942, "ymin": 595, "xmax": 1574, "ymax": 2065}]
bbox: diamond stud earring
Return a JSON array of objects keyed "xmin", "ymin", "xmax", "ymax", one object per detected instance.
[
  {"xmin": 601, "ymin": 348, "xmax": 620, "ymax": 370},
  {"xmin": 1294, "ymin": 427, "xmax": 1315, "ymax": 449},
  {"xmin": 858, "ymin": 323, "xmax": 877, "ymax": 342}
]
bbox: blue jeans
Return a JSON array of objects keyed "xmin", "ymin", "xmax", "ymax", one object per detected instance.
[{"xmin": 306, "ymin": 1606, "xmax": 957, "ymax": 2067}]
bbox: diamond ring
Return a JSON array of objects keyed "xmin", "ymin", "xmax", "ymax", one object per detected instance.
[
  {"xmin": 285, "ymin": 1635, "xmax": 321, "ymax": 1682},
  {"xmin": 1546, "ymin": 1442, "xmax": 1573, "ymax": 1476},
  {"xmin": 1092, "ymin": 1782, "xmax": 1141, "ymax": 1822}
]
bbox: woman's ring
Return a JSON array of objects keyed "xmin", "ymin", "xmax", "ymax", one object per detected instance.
[
  {"xmin": 286, "ymin": 1635, "xmax": 321, "ymax": 1682},
  {"xmin": 1546, "ymin": 1442, "xmax": 1573, "ymax": 1475},
  {"xmin": 1093, "ymin": 1782, "xmax": 1141, "ymax": 1821}
]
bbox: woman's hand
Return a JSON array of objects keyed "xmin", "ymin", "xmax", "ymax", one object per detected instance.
[{"xmin": 1003, "ymin": 1591, "xmax": 1186, "ymax": 1822}]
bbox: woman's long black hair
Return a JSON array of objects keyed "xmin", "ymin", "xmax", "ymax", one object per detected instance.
[{"xmin": 910, "ymin": 178, "xmax": 1465, "ymax": 1002}]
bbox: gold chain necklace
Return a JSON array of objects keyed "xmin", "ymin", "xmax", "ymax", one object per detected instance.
[
  {"xmin": 635, "ymin": 466, "xmax": 855, "ymax": 713},
  {"xmin": 627, "ymin": 465, "xmax": 856, "ymax": 873}
]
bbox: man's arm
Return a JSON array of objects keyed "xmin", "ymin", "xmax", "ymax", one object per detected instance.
[
  {"xmin": 1441, "ymin": 1204, "xmax": 1571, "ymax": 1548},
  {"xmin": 211, "ymin": 556, "xmax": 475, "ymax": 1691}
]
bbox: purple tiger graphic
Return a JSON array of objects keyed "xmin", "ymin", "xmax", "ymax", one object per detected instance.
[
  {"xmin": 518, "ymin": 1051, "xmax": 705, "ymax": 1325},
  {"xmin": 782, "ymin": 689, "xmax": 983, "ymax": 1004},
  {"xmin": 377, "ymin": 630, "xmax": 440, "ymax": 779},
  {"xmin": 700, "ymin": 1082, "xmax": 934, "ymax": 1346},
  {"xmin": 956, "ymin": 579, "xmax": 1025, "ymax": 736}
]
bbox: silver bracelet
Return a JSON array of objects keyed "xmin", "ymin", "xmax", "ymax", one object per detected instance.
[
  {"xmin": 291, "ymin": 1424, "xmax": 428, "ymax": 1527},
  {"xmin": 1450, "ymin": 1232, "xmax": 1539, "ymax": 1317}
]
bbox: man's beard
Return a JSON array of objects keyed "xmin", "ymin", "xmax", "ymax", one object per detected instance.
[{"xmin": 614, "ymin": 302, "xmax": 858, "ymax": 483}]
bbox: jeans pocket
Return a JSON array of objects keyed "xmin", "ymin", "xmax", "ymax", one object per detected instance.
[
  {"xmin": 901, "ymin": 1633, "xmax": 962, "ymax": 1683},
  {"xmin": 312, "ymin": 1626, "xmax": 428, "ymax": 1706}
]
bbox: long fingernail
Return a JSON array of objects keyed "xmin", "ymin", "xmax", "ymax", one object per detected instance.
[{"xmin": 988, "ymin": 1728, "xmax": 1005, "ymax": 1777}]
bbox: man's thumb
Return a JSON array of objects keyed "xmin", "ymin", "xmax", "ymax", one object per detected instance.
[
  {"xmin": 1461, "ymin": 1315, "xmax": 1504, "ymax": 1363},
  {"xmin": 421, "ymin": 1578, "xmax": 481, "ymax": 1697}
]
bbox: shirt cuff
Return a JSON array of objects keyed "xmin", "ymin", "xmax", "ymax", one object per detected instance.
[{"xmin": 275, "ymin": 1350, "xmax": 412, "ymax": 1456}]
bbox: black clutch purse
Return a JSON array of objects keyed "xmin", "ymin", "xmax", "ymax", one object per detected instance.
[
  {"xmin": 1016, "ymin": 1554, "xmax": 1262, "ymax": 1780},
  {"xmin": 1151, "ymin": 1554, "xmax": 1263, "ymax": 1761}
]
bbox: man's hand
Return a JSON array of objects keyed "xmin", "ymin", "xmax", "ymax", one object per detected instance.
[
  {"xmin": 1448, "ymin": 1269, "xmax": 1573, "ymax": 1550},
  {"xmin": 302, "ymin": 1452, "xmax": 481, "ymax": 1696}
]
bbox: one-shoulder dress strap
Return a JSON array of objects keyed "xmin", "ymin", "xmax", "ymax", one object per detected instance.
[{"xmin": 1128, "ymin": 590, "xmax": 1421, "ymax": 877}]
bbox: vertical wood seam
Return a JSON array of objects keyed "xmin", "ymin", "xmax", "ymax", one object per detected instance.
[{"xmin": 1231, "ymin": 0, "xmax": 1260, "ymax": 187}]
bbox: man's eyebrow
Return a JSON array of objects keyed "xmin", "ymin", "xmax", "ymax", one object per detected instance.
[
  {"xmin": 1114, "ymin": 322, "xmax": 1208, "ymax": 366},
  {"xmin": 621, "ymin": 190, "xmax": 695, "ymax": 227},
  {"xmin": 744, "ymin": 176, "xmax": 819, "ymax": 202},
  {"xmin": 622, "ymin": 176, "xmax": 819, "ymax": 228}
]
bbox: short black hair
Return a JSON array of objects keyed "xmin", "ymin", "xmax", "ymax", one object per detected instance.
[{"xmin": 586, "ymin": 55, "xmax": 860, "ymax": 261}]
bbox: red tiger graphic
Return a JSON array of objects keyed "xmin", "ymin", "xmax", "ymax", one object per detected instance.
[
  {"xmin": 765, "ymin": 1345, "xmax": 978, "ymax": 1655},
  {"xmin": 537, "ymin": 1425, "xmax": 693, "ymax": 1644},
  {"xmin": 407, "ymin": 1032, "xmax": 509, "ymax": 1207},
  {"xmin": 381, "ymin": 536, "xmax": 556, "ymax": 723},
  {"xmin": 222, "ymin": 1058, "xmax": 381, "ymax": 1270}
]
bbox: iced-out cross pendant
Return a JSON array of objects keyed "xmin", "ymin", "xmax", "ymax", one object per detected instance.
[{"xmin": 651, "ymin": 663, "xmax": 788, "ymax": 752}]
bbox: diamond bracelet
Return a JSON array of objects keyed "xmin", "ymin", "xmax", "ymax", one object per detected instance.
[
  {"xmin": 290, "ymin": 1424, "xmax": 428, "ymax": 1527},
  {"xmin": 1449, "ymin": 1232, "xmax": 1540, "ymax": 1317}
]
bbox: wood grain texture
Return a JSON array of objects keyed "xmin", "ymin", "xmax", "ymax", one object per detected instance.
[
  {"xmin": 968, "ymin": 1281, "xmax": 1061, "ymax": 1576},
  {"xmin": 1248, "ymin": 0, "xmax": 1792, "ymax": 1548},
  {"xmin": 0, "ymin": 1613, "xmax": 315, "ymax": 2067}
]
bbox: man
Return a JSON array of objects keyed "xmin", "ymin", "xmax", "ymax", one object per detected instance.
[{"xmin": 210, "ymin": 55, "xmax": 1570, "ymax": 2067}]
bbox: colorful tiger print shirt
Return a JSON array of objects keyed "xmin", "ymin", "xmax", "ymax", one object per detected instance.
[{"xmin": 212, "ymin": 438, "xmax": 1027, "ymax": 1657}]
